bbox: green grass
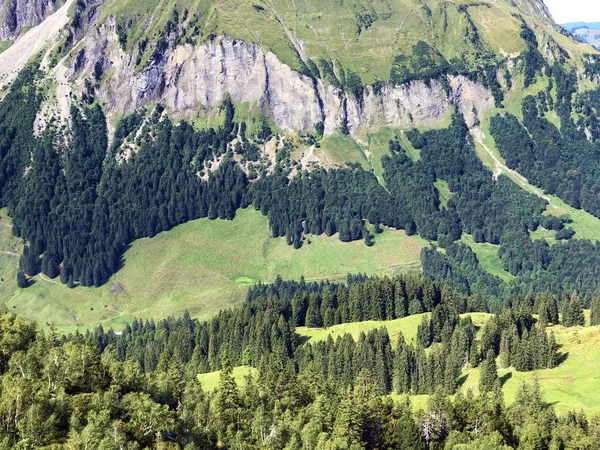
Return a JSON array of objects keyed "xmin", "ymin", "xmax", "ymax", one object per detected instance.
[
  {"xmin": 197, "ymin": 366, "xmax": 256, "ymax": 391},
  {"xmin": 96, "ymin": 0, "xmax": 577, "ymax": 85},
  {"xmin": 1, "ymin": 208, "xmax": 425, "ymax": 333},
  {"xmin": 297, "ymin": 313, "xmax": 429, "ymax": 346},
  {"xmin": 530, "ymin": 226, "xmax": 557, "ymax": 242},
  {"xmin": 297, "ymin": 312, "xmax": 492, "ymax": 347},
  {"xmin": 460, "ymin": 234, "xmax": 515, "ymax": 282},
  {"xmin": 0, "ymin": 209, "xmax": 20, "ymax": 304},
  {"xmin": 318, "ymin": 133, "xmax": 370, "ymax": 170},
  {"xmin": 0, "ymin": 40, "xmax": 13, "ymax": 54},
  {"xmin": 459, "ymin": 317, "xmax": 600, "ymax": 416},
  {"xmin": 434, "ymin": 179, "xmax": 452, "ymax": 208}
]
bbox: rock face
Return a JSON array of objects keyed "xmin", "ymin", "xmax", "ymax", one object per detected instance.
[
  {"xmin": 73, "ymin": 32, "xmax": 493, "ymax": 136},
  {"xmin": 0, "ymin": 0, "xmax": 65, "ymax": 41}
]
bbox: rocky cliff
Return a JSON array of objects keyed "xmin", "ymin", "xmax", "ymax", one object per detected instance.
[
  {"xmin": 0, "ymin": 0, "xmax": 65, "ymax": 41},
  {"xmin": 63, "ymin": 32, "xmax": 493, "ymax": 138},
  {"xmin": 1, "ymin": 0, "xmax": 591, "ymax": 150}
]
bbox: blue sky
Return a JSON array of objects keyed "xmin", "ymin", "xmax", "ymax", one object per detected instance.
[{"xmin": 544, "ymin": 0, "xmax": 600, "ymax": 24}]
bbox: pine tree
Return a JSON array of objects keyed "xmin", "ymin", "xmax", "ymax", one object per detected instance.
[
  {"xmin": 393, "ymin": 334, "xmax": 411, "ymax": 394},
  {"xmin": 499, "ymin": 330, "xmax": 511, "ymax": 369},
  {"xmin": 547, "ymin": 332, "xmax": 557, "ymax": 369},
  {"xmin": 321, "ymin": 288, "xmax": 335, "ymax": 328},
  {"xmin": 537, "ymin": 299, "xmax": 549, "ymax": 328},
  {"xmin": 568, "ymin": 293, "xmax": 585, "ymax": 327},
  {"xmin": 394, "ymin": 285, "xmax": 408, "ymax": 319},
  {"xmin": 16, "ymin": 271, "xmax": 28, "ymax": 288},
  {"xmin": 417, "ymin": 315, "xmax": 432, "ymax": 348},
  {"xmin": 591, "ymin": 296, "xmax": 600, "ymax": 326},
  {"xmin": 548, "ymin": 294, "xmax": 559, "ymax": 325},
  {"xmin": 213, "ymin": 360, "xmax": 243, "ymax": 434},
  {"xmin": 479, "ymin": 349, "xmax": 499, "ymax": 393}
]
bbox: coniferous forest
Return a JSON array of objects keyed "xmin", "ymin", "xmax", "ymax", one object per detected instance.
[
  {"xmin": 3, "ymin": 62, "xmax": 600, "ymax": 301},
  {"xmin": 0, "ymin": 275, "xmax": 599, "ymax": 449}
]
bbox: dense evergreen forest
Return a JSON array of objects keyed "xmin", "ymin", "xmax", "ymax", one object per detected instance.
[
  {"xmin": 490, "ymin": 63, "xmax": 600, "ymax": 218},
  {"xmin": 2, "ymin": 61, "xmax": 600, "ymax": 300},
  {"xmin": 0, "ymin": 275, "xmax": 598, "ymax": 448}
]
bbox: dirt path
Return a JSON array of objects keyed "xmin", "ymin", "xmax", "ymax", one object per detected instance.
[
  {"xmin": 39, "ymin": 274, "xmax": 58, "ymax": 284},
  {"xmin": 0, "ymin": 250, "xmax": 18, "ymax": 257},
  {"xmin": 0, "ymin": 0, "xmax": 75, "ymax": 89},
  {"xmin": 471, "ymin": 127, "xmax": 559, "ymax": 210}
]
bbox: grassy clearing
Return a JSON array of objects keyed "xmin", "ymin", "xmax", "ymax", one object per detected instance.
[
  {"xmin": 0, "ymin": 209, "xmax": 20, "ymax": 305},
  {"xmin": 297, "ymin": 312, "xmax": 492, "ymax": 347},
  {"xmin": 460, "ymin": 234, "xmax": 514, "ymax": 282},
  {"xmin": 297, "ymin": 314, "xmax": 428, "ymax": 346},
  {"xmin": 197, "ymin": 366, "xmax": 256, "ymax": 391},
  {"xmin": 459, "ymin": 318, "xmax": 600, "ymax": 416},
  {"xmin": 1, "ymin": 208, "xmax": 425, "ymax": 333},
  {"xmin": 434, "ymin": 179, "xmax": 452, "ymax": 208},
  {"xmin": 318, "ymin": 133, "xmax": 370, "ymax": 170}
]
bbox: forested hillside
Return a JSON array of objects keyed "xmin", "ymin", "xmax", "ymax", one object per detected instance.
[{"xmin": 1, "ymin": 276, "xmax": 600, "ymax": 448}]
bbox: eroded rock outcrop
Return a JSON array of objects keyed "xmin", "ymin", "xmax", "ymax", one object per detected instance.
[
  {"xmin": 0, "ymin": 0, "xmax": 65, "ymax": 41},
  {"xmin": 70, "ymin": 31, "xmax": 493, "ymax": 136}
]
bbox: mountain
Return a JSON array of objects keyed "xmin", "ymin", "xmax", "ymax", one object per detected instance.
[
  {"xmin": 3, "ymin": 2, "xmax": 600, "ymax": 448},
  {"xmin": 562, "ymin": 21, "xmax": 600, "ymax": 31},
  {"xmin": 563, "ymin": 22, "xmax": 600, "ymax": 50},
  {"xmin": 0, "ymin": 0, "xmax": 585, "ymax": 133},
  {"xmin": 1, "ymin": 0, "xmax": 600, "ymax": 331},
  {"xmin": 0, "ymin": 0, "xmax": 67, "ymax": 41}
]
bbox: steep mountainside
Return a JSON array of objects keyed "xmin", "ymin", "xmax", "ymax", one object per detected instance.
[{"xmin": 1, "ymin": 0, "xmax": 600, "ymax": 330}]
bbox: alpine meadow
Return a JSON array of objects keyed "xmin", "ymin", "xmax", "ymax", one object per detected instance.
[{"xmin": 2, "ymin": 0, "xmax": 600, "ymax": 448}]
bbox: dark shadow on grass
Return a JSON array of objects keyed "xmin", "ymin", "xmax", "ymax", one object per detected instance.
[
  {"xmin": 296, "ymin": 334, "xmax": 311, "ymax": 345},
  {"xmin": 499, "ymin": 371, "xmax": 512, "ymax": 387},
  {"xmin": 457, "ymin": 374, "xmax": 468, "ymax": 389},
  {"xmin": 556, "ymin": 351, "xmax": 569, "ymax": 365}
]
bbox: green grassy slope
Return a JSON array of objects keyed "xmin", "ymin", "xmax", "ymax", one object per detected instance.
[
  {"xmin": 99, "ymin": 0, "xmax": 573, "ymax": 84},
  {"xmin": 0, "ymin": 208, "xmax": 425, "ymax": 333},
  {"xmin": 297, "ymin": 312, "xmax": 492, "ymax": 346}
]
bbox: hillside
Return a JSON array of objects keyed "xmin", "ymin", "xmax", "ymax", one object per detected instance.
[
  {"xmin": 0, "ymin": 208, "xmax": 424, "ymax": 331},
  {"xmin": 0, "ymin": 275, "xmax": 598, "ymax": 448},
  {"xmin": 5, "ymin": 1, "xmax": 600, "ymax": 448},
  {"xmin": 296, "ymin": 311, "xmax": 600, "ymax": 415},
  {"xmin": 0, "ymin": 0, "xmax": 600, "ymax": 330}
]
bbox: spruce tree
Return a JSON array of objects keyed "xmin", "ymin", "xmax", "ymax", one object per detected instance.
[
  {"xmin": 499, "ymin": 330, "xmax": 511, "ymax": 369},
  {"xmin": 417, "ymin": 315, "xmax": 432, "ymax": 348},
  {"xmin": 591, "ymin": 296, "xmax": 600, "ymax": 326},
  {"xmin": 569, "ymin": 294, "xmax": 586, "ymax": 327},
  {"xmin": 393, "ymin": 334, "xmax": 411, "ymax": 394},
  {"xmin": 16, "ymin": 271, "xmax": 28, "ymax": 288},
  {"xmin": 479, "ymin": 349, "xmax": 499, "ymax": 393},
  {"xmin": 548, "ymin": 295, "xmax": 559, "ymax": 324},
  {"xmin": 537, "ymin": 299, "xmax": 549, "ymax": 328}
]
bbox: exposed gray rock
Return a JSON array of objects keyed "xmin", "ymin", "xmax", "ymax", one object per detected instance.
[
  {"xmin": 0, "ymin": 0, "xmax": 65, "ymax": 41},
  {"xmin": 63, "ymin": 31, "xmax": 496, "ymax": 136}
]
